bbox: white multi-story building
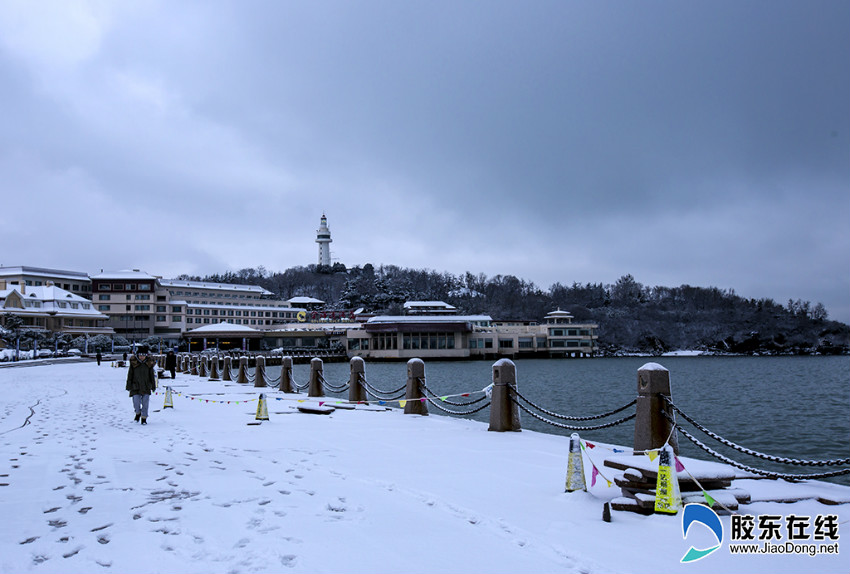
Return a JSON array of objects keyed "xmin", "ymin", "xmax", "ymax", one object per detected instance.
[
  {"xmin": 0, "ymin": 283, "xmax": 111, "ymax": 338},
  {"xmin": 0, "ymin": 266, "xmax": 92, "ymax": 299},
  {"xmin": 90, "ymin": 271, "xmax": 305, "ymax": 343}
]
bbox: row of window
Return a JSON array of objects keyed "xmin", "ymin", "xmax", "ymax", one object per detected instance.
[
  {"xmin": 169, "ymin": 290, "xmax": 260, "ymax": 299},
  {"xmin": 185, "ymin": 318, "xmax": 268, "ymax": 325},
  {"xmin": 402, "ymin": 333, "xmax": 456, "ymax": 350},
  {"xmin": 549, "ymin": 328, "xmax": 593, "ymax": 337},
  {"xmin": 97, "ymin": 283, "xmax": 152, "ymax": 291},
  {"xmin": 98, "ymin": 294, "xmax": 151, "ymax": 301},
  {"xmin": 12, "ymin": 280, "xmax": 89, "ymax": 292}
]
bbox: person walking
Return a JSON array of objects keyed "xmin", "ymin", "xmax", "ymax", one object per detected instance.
[
  {"xmin": 126, "ymin": 345, "xmax": 157, "ymax": 425},
  {"xmin": 165, "ymin": 349, "xmax": 177, "ymax": 379},
  {"xmin": 96, "ymin": 350, "xmax": 102, "ymax": 366}
]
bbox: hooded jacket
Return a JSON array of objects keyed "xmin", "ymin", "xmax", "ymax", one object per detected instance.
[{"xmin": 126, "ymin": 355, "xmax": 157, "ymax": 396}]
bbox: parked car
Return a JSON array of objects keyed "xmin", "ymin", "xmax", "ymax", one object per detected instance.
[{"xmin": 37, "ymin": 349, "xmax": 53, "ymax": 358}]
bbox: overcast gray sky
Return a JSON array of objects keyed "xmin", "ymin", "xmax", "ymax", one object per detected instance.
[{"xmin": 1, "ymin": 1, "xmax": 848, "ymax": 323}]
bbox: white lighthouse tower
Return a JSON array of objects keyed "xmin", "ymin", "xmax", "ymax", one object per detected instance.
[{"xmin": 316, "ymin": 213, "xmax": 333, "ymax": 267}]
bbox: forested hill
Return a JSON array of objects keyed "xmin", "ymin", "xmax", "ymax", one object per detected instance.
[{"xmin": 179, "ymin": 265, "xmax": 850, "ymax": 356}]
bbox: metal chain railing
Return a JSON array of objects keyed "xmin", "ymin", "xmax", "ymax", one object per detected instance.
[
  {"xmin": 418, "ymin": 378, "xmax": 488, "ymax": 406},
  {"xmin": 318, "ymin": 373, "xmax": 350, "ymax": 393},
  {"xmin": 671, "ymin": 420, "xmax": 850, "ymax": 481},
  {"xmin": 662, "ymin": 396, "xmax": 850, "ymax": 467},
  {"xmin": 513, "ymin": 388, "xmax": 636, "ymax": 421},
  {"xmin": 425, "ymin": 395, "xmax": 492, "ymax": 416},
  {"xmin": 359, "ymin": 375, "xmax": 406, "ymax": 400},
  {"xmin": 513, "ymin": 397, "xmax": 636, "ymax": 431}
]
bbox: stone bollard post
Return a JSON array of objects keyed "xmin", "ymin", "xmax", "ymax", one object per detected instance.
[
  {"xmin": 634, "ymin": 363, "xmax": 679, "ymax": 455},
  {"xmin": 403, "ymin": 358, "xmax": 428, "ymax": 415},
  {"xmin": 222, "ymin": 356, "xmax": 232, "ymax": 381},
  {"xmin": 237, "ymin": 357, "xmax": 249, "ymax": 384},
  {"xmin": 347, "ymin": 357, "xmax": 368, "ymax": 404},
  {"xmin": 181, "ymin": 355, "xmax": 189, "ymax": 374},
  {"xmin": 308, "ymin": 358, "xmax": 324, "ymax": 397},
  {"xmin": 209, "ymin": 355, "xmax": 220, "ymax": 381},
  {"xmin": 279, "ymin": 356, "xmax": 294, "ymax": 393},
  {"xmin": 190, "ymin": 355, "xmax": 198, "ymax": 376},
  {"xmin": 489, "ymin": 359, "xmax": 520, "ymax": 431},
  {"xmin": 254, "ymin": 356, "xmax": 267, "ymax": 388},
  {"xmin": 199, "ymin": 356, "xmax": 208, "ymax": 378}
]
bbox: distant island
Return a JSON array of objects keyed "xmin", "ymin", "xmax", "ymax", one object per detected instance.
[{"xmin": 179, "ymin": 265, "xmax": 850, "ymax": 356}]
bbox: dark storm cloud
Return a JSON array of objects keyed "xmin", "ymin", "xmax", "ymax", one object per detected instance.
[{"xmin": 0, "ymin": 0, "xmax": 847, "ymax": 322}]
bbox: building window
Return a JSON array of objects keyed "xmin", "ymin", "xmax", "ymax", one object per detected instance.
[
  {"xmin": 135, "ymin": 305, "xmax": 150, "ymax": 311},
  {"xmin": 98, "ymin": 294, "xmax": 110, "ymax": 301},
  {"xmin": 99, "ymin": 284, "xmax": 111, "ymax": 291},
  {"xmin": 139, "ymin": 284, "xmax": 151, "ymax": 291},
  {"xmin": 499, "ymin": 339, "xmax": 514, "ymax": 348},
  {"xmin": 171, "ymin": 306, "xmax": 182, "ymax": 313},
  {"xmin": 135, "ymin": 294, "xmax": 150, "ymax": 301},
  {"xmin": 372, "ymin": 333, "xmax": 398, "ymax": 350},
  {"xmin": 156, "ymin": 316, "xmax": 166, "ymax": 322},
  {"xmin": 402, "ymin": 332, "xmax": 455, "ymax": 350},
  {"xmin": 98, "ymin": 305, "xmax": 110, "ymax": 311}
]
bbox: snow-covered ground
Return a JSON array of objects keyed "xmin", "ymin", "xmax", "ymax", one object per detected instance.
[{"xmin": 1, "ymin": 362, "xmax": 847, "ymax": 574}]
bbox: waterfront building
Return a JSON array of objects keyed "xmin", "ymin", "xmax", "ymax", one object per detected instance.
[
  {"xmin": 0, "ymin": 284, "xmax": 112, "ymax": 339},
  {"xmin": 0, "ymin": 266, "xmax": 92, "ymax": 299},
  {"xmin": 315, "ymin": 214, "xmax": 332, "ymax": 267},
  {"xmin": 344, "ymin": 307, "xmax": 596, "ymax": 360}
]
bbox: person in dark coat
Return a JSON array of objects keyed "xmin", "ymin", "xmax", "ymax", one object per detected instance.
[
  {"xmin": 165, "ymin": 350, "xmax": 177, "ymax": 379},
  {"xmin": 126, "ymin": 345, "xmax": 157, "ymax": 424}
]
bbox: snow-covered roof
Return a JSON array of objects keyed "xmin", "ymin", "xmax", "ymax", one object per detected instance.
[
  {"xmin": 90, "ymin": 269, "xmax": 158, "ymax": 280},
  {"xmin": 403, "ymin": 301, "xmax": 457, "ymax": 310},
  {"xmin": 367, "ymin": 315, "xmax": 492, "ymax": 324},
  {"xmin": 288, "ymin": 296, "xmax": 325, "ymax": 304},
  {"xmin": 161, "ymin": 279, "xmax": 273, "ymax": 296},
  {"xmin": 185, "ymin": 322, "xmax": 259, "ymax": 334},
  {"xmin": 0, "ymin": 286, "xmax": 107, "ymax": 319},
  {"xmin": 0, "ymin": 266, "xmax": 90, "ymax": 281}
]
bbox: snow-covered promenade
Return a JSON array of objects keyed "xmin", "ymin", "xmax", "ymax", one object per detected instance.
[{"xmin": 1, "ymin": 361, "xmax": 847, "ymax": 573}]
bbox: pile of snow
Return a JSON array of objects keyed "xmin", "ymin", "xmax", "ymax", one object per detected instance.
[{"xmin": 0, "ymin": 363, "xmax": 847, "ymax": 573}]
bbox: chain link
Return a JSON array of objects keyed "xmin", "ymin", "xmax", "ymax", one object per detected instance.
[
  {"xmin": 425, "ymin": 396, "xmax": 492, "ymax": 416},
  {"xmin": 512, "ymin": 397, "xmax": 636, "ymax": 431},
  {"xmin": 513, "ymin": 388, "xmax": 636, "ymax": 421},
  {"xmin": 673, "ymin": 422, "xmax": 850, "ymax": 481},
  {"xmin": 663, "ymin": 396, "xmax": 850, "ymax": 467},
  {"xmin": 317, "ymin": 373, "xmax": 350, "ymax": 393},
  {"xmin": 360, "ymin": 375, "xmax": 406, "ymax": 397},
  {"xmin": 418, "ymin": 378, "xmax": 488, "ymax": 406}
]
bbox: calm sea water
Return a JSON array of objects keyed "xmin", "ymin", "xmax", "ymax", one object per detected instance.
[{"xmin": 267, "ymin": 356, "xmax": 850, "ymax": 486}]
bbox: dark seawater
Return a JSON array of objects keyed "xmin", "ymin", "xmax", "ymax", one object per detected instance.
[{"xmin": 268, "ymin": 356, "xmax": 850, "ymax": 485}]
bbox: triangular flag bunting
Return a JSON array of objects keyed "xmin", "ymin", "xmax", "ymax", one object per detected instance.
[
  {"xmin": 703, "ymin": 492, "xmax": 716, "ymax": 507},
  {"xmin": 586, "ymin": 441, "xmax": 596, "ymax": 449},
  {"xmin": 675, "ymin": 456, "xmax": 685, "ymax": 472},
  {"xmin": 399, "ymin": 400, "xmax": 407, "ymax": 408},
  {"xmin": 591, "ymin": 466, "xmax": 599, "ymax": 487},
  {"xmin": 440, "ymin": 396, "xmax": 448, "ymax": 401},
  {"xmin": 647, "ymin": 450, "xmax": 659, "ymax": 461}
]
